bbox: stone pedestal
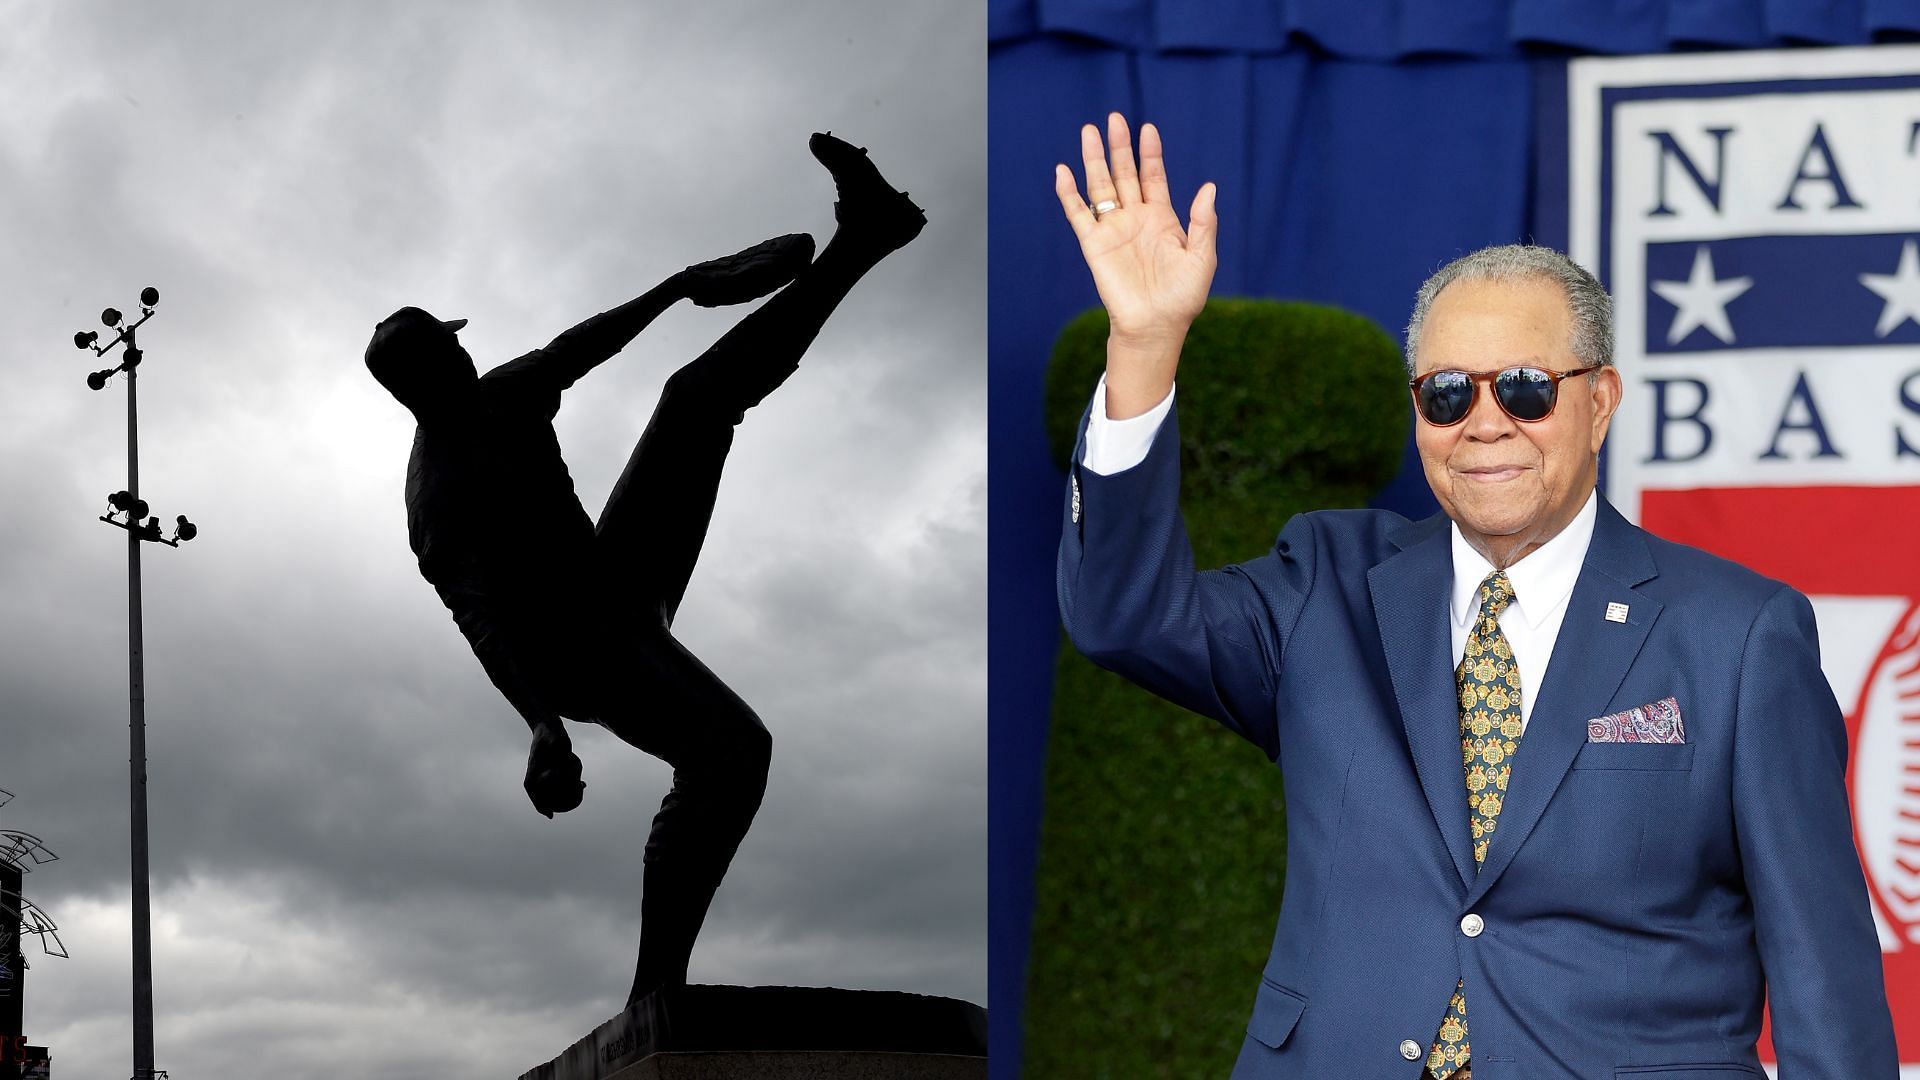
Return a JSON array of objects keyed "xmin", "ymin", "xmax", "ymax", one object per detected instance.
[{"xmin": 518, "ymin": 985, "xmax": 987, "ymax": 1080}]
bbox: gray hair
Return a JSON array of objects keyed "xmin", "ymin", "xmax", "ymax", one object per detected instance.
[{"xmin": 1404, "ymin": 244, "xmax": 1613, "ymax": 376}]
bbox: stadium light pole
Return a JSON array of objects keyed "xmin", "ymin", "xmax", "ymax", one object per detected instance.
[{"xmin": 74, "ymin": 287, "xmax": 193, "ymax": 1080}]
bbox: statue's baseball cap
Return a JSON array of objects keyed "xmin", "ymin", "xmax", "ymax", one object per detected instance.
[
  {"xmin": 370, "ymin": 306, "xmax": 467, "ymax": 345},
  {"xmin": 365, "ymin": 306, "xmax": 470, "ymax": 397}
]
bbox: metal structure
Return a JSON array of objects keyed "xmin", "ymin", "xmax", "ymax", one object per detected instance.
[
  {"xmin": 1, "ymin": 790, "xmax": 64, "ymax": 1080},
  {"xmin": 74, "ymin": 290, "xmax": 194, "ymax": 1080},
  {"xmin": 0, "ymin": 831, "xmax": 69, "ymax": 962}
]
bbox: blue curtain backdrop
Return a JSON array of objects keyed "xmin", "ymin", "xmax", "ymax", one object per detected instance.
[{"xmin": 988, "ymin": 1, "xmax": 1920, "ymax": 1075}]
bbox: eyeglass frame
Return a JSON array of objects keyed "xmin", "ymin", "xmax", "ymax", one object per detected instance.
[{"xmin": 1407, "ymin": 364, "xmax": 1605, "ymax": 427}]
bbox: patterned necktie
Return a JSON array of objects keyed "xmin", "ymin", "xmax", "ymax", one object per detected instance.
[{"xmin": 1426, "ymin": 570, "xmax": 1521, "ymax": 1080}]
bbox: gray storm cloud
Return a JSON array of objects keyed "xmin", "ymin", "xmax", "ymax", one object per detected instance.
[{"xmin": 0, "ymin": 2, "xmax": 983, "ymax": 1077}]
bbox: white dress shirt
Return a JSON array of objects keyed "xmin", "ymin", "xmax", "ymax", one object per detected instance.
[
  {"xmin": 1081, "ymin": 376, "xmax": 1599, "ymax": 733},
  {"xmin": 1081, "ymin": 373, "xmax": 1177, "ymax": 477},
  {"xmin": 1445, "ymin": 489, "xmax": 1595, "ymax": 733}
]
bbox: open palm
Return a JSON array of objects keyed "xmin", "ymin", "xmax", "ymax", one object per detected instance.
[{"xmin": 1056, "ymin": 114, "xmax": 1217, "ymax": 342}]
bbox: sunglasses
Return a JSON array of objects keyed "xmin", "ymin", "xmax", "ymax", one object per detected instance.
[{"xmin": 1409, "ymin": 365, "xmax": 1603, "ymax": 427}]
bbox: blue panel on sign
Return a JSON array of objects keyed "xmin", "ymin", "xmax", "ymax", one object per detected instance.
[{"xmin": 1644, "ymin": 233, "xmax": 1920, "ymax": 352}]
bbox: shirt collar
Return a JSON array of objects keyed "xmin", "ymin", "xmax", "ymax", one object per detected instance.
[{"xmin": 1449, "ymin": 489, "xmax": 1599, "ymax": 630}]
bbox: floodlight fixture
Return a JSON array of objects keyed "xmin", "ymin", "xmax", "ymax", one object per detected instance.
[
  {"xmin": 140, "ymin": 286, "xmax": 159, "ymax": 307},
  {"xmin": 172, "ymin": 516, "xmax": 196, "ymax": 543},
  {"xmin": 123, "ymin": 345, "xmax": 142, "ymax": 369},
  {"xmin": 75, "ymin": 331, "xmax": 99, "ymax": 350},
  {"xmin": 88, "ymin": 370, "xmax": 111, "ymax": 391},
  {"xmin": 101, "ymin": 307, "xmax": 122, "ymax": 328},
  {"xmin": 107, "ymin": 491, "xmax": 149, "ymax": 521}
]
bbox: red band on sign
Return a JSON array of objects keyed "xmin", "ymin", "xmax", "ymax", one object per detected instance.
[{"xmin": 1640, "ymin": 486, "xmax": 1920, "ymax": 597}]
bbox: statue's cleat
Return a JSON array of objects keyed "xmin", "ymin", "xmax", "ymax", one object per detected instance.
[
  {"xmin": 682, "ymin": 232, "xmax": 816, "ymax": 308},
  {"xmin": 809, "ymin": 131, "xmax": 926, "ymax": 253}
]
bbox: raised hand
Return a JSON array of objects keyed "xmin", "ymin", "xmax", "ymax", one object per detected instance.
[
  {"xmin": 1055, "ymin": 114, "xmax": 1217, "ymax": 417},
  {"xmin": 1055, "ymin": 114, "xmax": 1217, "ymax": 345}
]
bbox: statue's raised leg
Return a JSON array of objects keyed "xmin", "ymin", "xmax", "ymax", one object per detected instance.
[{"xmin": 595, "ymin": 133, "xmax": 924, "ymax": 627}]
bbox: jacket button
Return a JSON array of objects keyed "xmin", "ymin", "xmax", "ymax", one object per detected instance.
[
  {"xmin": 1400, "ymin": 1039, "xmax": 1422, "ymax": 1060},
  {"xmin": 1461, "ymin": 913, "xmax": 1484, "ymax": 937}
]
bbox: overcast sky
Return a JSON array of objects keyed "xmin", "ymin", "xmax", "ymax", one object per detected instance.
[{"xmin": 0, "ymin": 3, "xmax": 983, "ymax": 1076}]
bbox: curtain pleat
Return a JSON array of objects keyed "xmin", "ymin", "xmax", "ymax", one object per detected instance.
[{"xmin": 989, "ymin": 0, "xmax": 1920, "ymax": 53}]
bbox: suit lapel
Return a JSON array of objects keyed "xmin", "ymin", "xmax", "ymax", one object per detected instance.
[
  {"xmin": 1463, "ymin": 497, "xmax": 1662, "ymax": 908},
  {"xmin": 1369, "ymin": 512, "xmax": 1478, "ymax": 892}
]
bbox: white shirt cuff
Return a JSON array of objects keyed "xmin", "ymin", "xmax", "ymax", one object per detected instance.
[{"xmin": 1082, "ymin": 374, "xmax": 1175, "ymax": 476}]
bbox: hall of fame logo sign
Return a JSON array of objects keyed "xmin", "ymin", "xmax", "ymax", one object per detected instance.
[{"xmin": 1569, "ymin": 46, "xmax": 1920, "ymax": 1070}]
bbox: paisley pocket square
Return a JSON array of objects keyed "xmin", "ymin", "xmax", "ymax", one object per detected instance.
[{"xmin": 1586, "ymin": 696, "xmax": 1686, "ymax": 744}]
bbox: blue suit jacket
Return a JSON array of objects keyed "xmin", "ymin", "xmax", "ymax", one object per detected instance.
[{"xmin": 1056, "ymin": 404, "xmax": 1897, "ymax": 1079}]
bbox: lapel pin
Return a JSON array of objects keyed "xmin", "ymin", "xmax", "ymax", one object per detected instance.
[{"xmin": 1605, "ymin": 602, "xmax": 1629, "ymax": 623}]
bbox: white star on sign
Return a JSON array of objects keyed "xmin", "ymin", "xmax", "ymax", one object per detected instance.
[
  {"xmin": 1651, "ymin": 245, "xmax": 1754, "ymax": 346},
  {"xmin": 1859, "ymin": 239, "xmax": 1920, "ymax": 338}
]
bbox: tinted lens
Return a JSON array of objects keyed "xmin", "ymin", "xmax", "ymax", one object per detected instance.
[
  {"xmin": 1495, "ymin": 367, "xmax": 1556, "ymax": 421},
  {"xmin": 1417, "ymin": 370, "xmax": 1473, "ymax": 425}
]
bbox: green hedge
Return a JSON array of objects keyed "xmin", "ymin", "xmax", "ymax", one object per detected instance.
[{"xmin": 1025, "ymin": 298, "xmax": 1409, "ymax": 1078}]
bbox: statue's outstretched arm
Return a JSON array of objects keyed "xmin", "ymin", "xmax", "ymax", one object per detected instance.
[
  {"xmin": 499, "ymin": 231, "xmax": 814, "ymax": 395},
  {"xmin": 497, "ymin": 232, "xmax": 814, "ymax": 397},
  {"xmin": 523, "ymin": 276, "xmax": 691, "ymax": 393}
]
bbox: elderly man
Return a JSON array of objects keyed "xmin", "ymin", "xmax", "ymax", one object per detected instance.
[{"xmin": 1053, "ymin": 113, "xmax": 1896, "ymax": 1079}]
